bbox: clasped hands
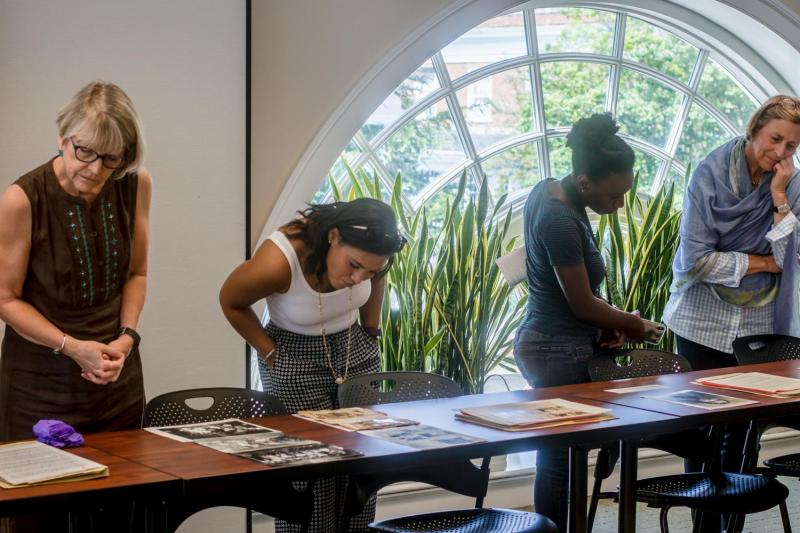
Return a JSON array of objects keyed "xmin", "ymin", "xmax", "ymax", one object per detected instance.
[{"xmin": 65, "ymin": 335, "xmax": 132, "ymax": 385}]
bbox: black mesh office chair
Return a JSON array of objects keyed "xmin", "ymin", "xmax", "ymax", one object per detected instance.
[
  {"xmin": 338, "ymin": 372, "xmax": 557, "ymax": 533},
  {"xmin": 144, "ymin": 387, "xmax": 287, "ymax": 426},
  {"xmin": 732, "ymin": 334, "xmax": 800, "ymax": 364},
  {"xmin": 588, "ymin": 349, "xmax": 790, "ymax": 533},
  {"xmin": 733, "ymin": 334, "xmax": 800, "ymax": 512},
  {"xmin": 144, "ymin": 388, "xmax": 314, "ymax": 532},
  {"xmin": 587, "ymin": 349, "xmax": 700, "ymax": 531}
]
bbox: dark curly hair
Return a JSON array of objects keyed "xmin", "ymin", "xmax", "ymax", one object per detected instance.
[
  {"xmin": 566, "ymin": 113, "xmax": 634, "ymax": 182},
  {"xmin": 283, "ymin": 198, "xmax": 405, "ymax": 282}
]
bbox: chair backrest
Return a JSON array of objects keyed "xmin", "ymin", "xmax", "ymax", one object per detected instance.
[
  {"xmin": 337, "ymin": 371, "xmax": 491, "ymax": 520},
  {"xmin": 144, "ymin": 387, "xmax": 287, "ymax": 427},
  {"xmin": 587, "ymin": 349, "xmax": 692, "ymax": 381},
  {"xmin": 732, "ymin": 334, "xmax": 800, "ymax": 365},
  {"xmin": 337, "ymin": 371, "xmax": 463, "ymax": 408}
]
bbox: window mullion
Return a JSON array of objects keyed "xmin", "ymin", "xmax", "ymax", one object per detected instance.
[
  {"xmin": 526, "ymin": 8, "xmax": 550, "ymax": 179},
  {"xmin": 606, "ymin": 12, "xmax": 626, "ymax": 115}
]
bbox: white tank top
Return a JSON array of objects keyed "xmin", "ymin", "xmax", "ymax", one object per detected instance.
[{"xmin": 265, "ymin": 231, "xmax": 371, "ymax": 335}]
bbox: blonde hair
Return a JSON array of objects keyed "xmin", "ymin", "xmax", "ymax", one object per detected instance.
[
  {"xmin": 747, "ymin": 95, "xmax": 800, "ymax": 140},
  {"xmin": 56, "ymin": 81, "xmax": 144, "ymax": 176}
]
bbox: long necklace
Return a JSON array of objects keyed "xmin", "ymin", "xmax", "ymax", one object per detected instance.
[{"xmin": 318, "ymin": 286, "xmax": 353, "ymax": 385}]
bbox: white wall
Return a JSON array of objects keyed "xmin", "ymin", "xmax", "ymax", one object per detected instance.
[{"xmin": 0, "ymin": 1, "xmax": 247, "ymax": 531}]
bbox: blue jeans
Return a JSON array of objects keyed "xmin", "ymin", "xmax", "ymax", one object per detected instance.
[{"xmin": 513, "ymin": 328, "xmax": 596, "ymax": 532}]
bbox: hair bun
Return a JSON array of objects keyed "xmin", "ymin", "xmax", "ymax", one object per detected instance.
[{"xmin": 566, "ymin": 112, "xmax": 620, "ymax": 150}]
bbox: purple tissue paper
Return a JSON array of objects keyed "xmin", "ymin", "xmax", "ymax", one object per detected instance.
[{"xmin": 32, "ymin": 419, "xmax": 84, "ymax": 448}]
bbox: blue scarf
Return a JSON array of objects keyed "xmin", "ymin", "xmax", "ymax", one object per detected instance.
[{"xmin": 671, "ymin": 137, "xmax": 800, "ymax": 334}]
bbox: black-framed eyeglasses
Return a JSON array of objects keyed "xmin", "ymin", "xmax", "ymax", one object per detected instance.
[{"xmin": 70, "ymin": 138, "xmax": 126, "ymax": 170}]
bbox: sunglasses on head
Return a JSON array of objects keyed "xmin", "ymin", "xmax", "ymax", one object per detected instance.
[{"xmin": 349, "ymin": 225, "xmax": 407, "ymax": 253}]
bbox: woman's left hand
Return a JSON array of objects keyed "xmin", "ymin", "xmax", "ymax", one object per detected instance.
[{"xmin": 771, "ymin": 156, "xmax": 795, "ymax": 196}]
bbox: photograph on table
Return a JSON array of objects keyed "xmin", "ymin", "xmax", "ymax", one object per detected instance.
[
  {"xmin": 146, "ymin": 418, "xmax": 280, "ymax": 442},
  {"xmin": 240, "ymin": 443, "xmax": 362, "ymax": 467},
  {"xmin": 644, "ymin": 389, "xmax": 758, "ymax": 410}
]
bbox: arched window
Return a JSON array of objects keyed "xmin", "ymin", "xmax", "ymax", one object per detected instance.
[{"xmin": 314, "ymin": 6, "xmax": 764, "ymax": 222}]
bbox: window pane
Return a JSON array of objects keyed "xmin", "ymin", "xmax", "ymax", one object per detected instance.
[
  {"xmin": 623, "ymin": 17, "xmax": 698, "ymax": 83},
  {"xmin": 616, "ymin": 69, "xmax": 683, "ymax": 148},
  {"xmin": 547, "ymin": 136, "xmax": 571, "ymax": 178},
  {"xmin": 360, "ymin": 60, "xmax": 439, "ymax": 142},
  {"xmin": 376, "ymin": 102, "xmax": 466, "ymax": 201},
  {"xmin": 482, "ymin": 142, "xmax": 540, "ymax": 197},
  {"xmin": 441, "ymin": 12, "xmax": 526, "ymax": 82},
  {"xmin": 632, "ymin": 149, "xmax": 662, "ymax": 194},
  {"xmin": 333, "ymin": 163, "xmax": 392, "ymax": 202},
  {"xmin": 697, "ymin": 58, "xmax": 758, "ymax": 132},
  {"xmin": 457, "ymin": 67, "xmax": 532, "ymax": 153},
  {"xmin": 668, "ymin": 163, "xmax": 690, "ymax": 207},
  {"xmin": 312, "ymin": 175, "xmax": 333, "ymax": 204},
  {"xmin": 423, "ymin": 170, "xmax": 479, "ymax": 231},
  {"xmin": 328, "ymin": 141, "xmax": 362, "ymax": 180},
  {"xmin": 536, "ymin": 8, "xmax": 615, "ymax": 55},
  {"xmin": 541, "ymin": 62, "xmax": 609, "ymax": 129},
  {"xmin": 674, "ymin": 103, "xmax": 734, "ymax": 169}
]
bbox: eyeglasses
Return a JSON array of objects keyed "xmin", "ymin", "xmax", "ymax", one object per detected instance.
[
  {"xmin": 350, "ymin": 225, "xmax": 407, "ymax": 253},
  {"xmin": 70, "ymin": 138, "xmax": 126, "ymax": 170}
]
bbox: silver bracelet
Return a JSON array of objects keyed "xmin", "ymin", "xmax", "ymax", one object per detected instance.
[{"xmin": 52, "ymin": 334, "xmax": 67, "ymax": 355}]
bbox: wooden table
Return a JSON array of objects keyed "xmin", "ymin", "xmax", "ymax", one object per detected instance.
[
  {"xmin": 573, "ymin": 360, "xmax": 800, "ymax": 532},
  {"xmin": 85, "ymin": 387, "xmax": 684, "ymax": 533},
  {"xmin": 0, "ymin": 445, "xmax": 180, "ymax": 532},
  {"xmin": 9, "ymin": 361, "xmax": 800, "ymax": 533}
]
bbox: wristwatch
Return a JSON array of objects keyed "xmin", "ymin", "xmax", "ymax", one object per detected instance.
[
  {"xmin": 773, "ymin": 202, "xmax": 791, "ymax": 214},
  {"xmin": 363, "ymin": 326, "xmax": 382, "ymax": 339},
  {"xmin": 118, "ymin": 327, "xmax": 141, "ymax": 351}
]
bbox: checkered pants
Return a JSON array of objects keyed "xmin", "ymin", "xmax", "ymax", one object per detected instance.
[{"xmin": 260, "ymin": 323, "xmax": 381, "ymax": 533}]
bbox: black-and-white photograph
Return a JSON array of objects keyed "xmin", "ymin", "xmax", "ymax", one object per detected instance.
[
  {"xmin": 645, "ymin": 389, "xmax": 757, "ymax": 411},
  {"xmin": 146, "ymin": 419, "xmax": 278, "ymax": 442},
  {"xmin": 240, "ymin": 444, "xmax": 362, "ymax": 467},
  {"xmin": 361, "ymin": 424, "xmax": 484, "ymax": 450},
  {"xmin": 198, "ymin": 434, "xmax": 318, "ymax": 454}
]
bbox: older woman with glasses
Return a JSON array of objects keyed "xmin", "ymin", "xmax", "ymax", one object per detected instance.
[
  {"xmin": 0, "ymin": 81, "xmax": 150, "ymax": 532},
  {"xmin": 220, "ymin": 198, "xmax": 405, "ymax": 533}
]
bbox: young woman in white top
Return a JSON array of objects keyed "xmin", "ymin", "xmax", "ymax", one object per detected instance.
[{"xmin": 219, "ymin": 197, "xmax": 405, "ymax": 533}]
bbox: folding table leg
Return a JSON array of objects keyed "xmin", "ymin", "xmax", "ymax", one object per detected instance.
[
  {"xmin": 618, "ymin": 440, "xmax": 638, "ymax": 533},
  {"xmin": 568, "ymin": 446, "xmax": 588, "ymax": 533}
]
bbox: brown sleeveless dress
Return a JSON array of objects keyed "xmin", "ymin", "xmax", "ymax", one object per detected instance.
[{"xmin": 0, "ymin": 159, "xmax": 145, "ymax": 442}]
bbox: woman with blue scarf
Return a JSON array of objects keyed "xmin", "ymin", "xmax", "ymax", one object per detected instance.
[{"xmin": 663, "ymin": 95, "xmax": 800, "ymax": 531}]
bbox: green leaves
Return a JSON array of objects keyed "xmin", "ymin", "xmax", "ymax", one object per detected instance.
[
  {"xmin": 339, "ymin": 165, "xmax": 522, "ymax": 393},
  {"xmin": 596, "ymin": 171, "xmax": 685, "ymax": 351}
]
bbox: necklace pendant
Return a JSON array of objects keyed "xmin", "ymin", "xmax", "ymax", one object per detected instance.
[{"xmin": 335, "ymin": 377, "xmax": 345, "ymax": 385}]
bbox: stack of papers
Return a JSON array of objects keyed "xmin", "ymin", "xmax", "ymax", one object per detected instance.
[
  {"xmin": 147, "ymin": 418, "xmax": 362, "ymax": 467},
  {"xmin": 695, "ymin": 372, "xmax": 800, "ymax": 397},
  {"xmin": 0, "ymin": 441, "xmax": 108, "ymax": 488},
  {"xmin": 455, "ymin": 398, "xmax": 614, "ymax": 431},
  {"xmin": 295, "ymin": 407, "xmax": 418, "ymax": 431}
]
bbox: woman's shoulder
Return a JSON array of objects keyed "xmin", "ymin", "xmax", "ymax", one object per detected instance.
[
  {"xmin": 0, "ymin": 182, "xmax": 32, "ymax": 216},
  {"xmin": 13, "ymin": 160, "xmax": 52, "ymax": 190},
  {"xmin": 133, "ymin": 167, "xmax": 153, "ymax": 188}
]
